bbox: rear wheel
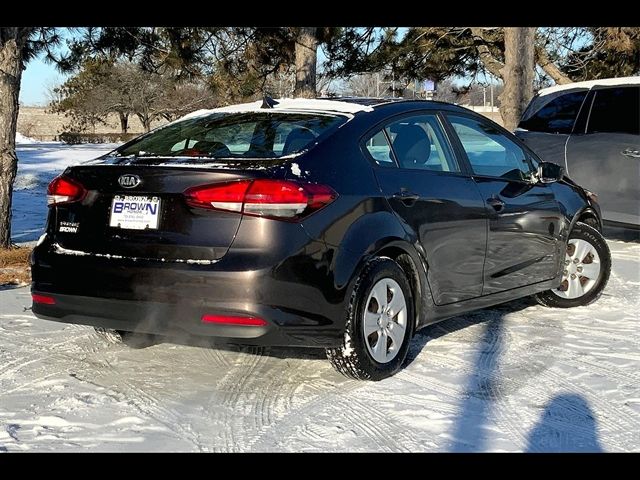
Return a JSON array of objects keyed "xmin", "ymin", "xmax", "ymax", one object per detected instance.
[
  {"xmin": 535, "ymin": 222, "xmax": 611, "ymax": 308},
  {"xmin": 326, "ymin": 257, "xmax": 414, "ymax": 381},
  {"xmin": 94, "ymin": 327, "xmax": 158, "ymax": 349}
]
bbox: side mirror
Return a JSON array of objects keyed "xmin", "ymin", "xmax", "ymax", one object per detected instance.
[{"xmin": 537, "ymin": 161, "xmax": 565, "ymax": 183}]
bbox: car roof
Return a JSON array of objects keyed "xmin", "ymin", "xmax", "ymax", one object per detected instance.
[
  {"xmin": 178, "ymin": 97, "xmax": 463, "ymax": 122},
  {"xmin": 537, "ymin": 76, "xmax": 640, "ymax": 97},
  {"xmin": 327, "ymin": 97, "xmax": 463, "ymax": 110}
]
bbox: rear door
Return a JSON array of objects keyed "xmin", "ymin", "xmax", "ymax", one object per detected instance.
[
  {"xmin": 565, "ymin": 86, "xmax": 640, "ymax": 225},
  {"xmin": 445, "ymin": 113, "xmax": 563, "ymax": 294},
  {"xmin": 367, "ymin": 112, "xmax": 487, "ymax": 305}
]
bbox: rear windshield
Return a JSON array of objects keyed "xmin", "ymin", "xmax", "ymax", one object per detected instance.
[{"xmin": 116, "ymin": 112, "xmax": 346, "ymax": 160}]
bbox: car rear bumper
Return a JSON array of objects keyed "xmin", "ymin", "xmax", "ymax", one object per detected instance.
[
  {"xmin": 31, "ymin": 292, "xmax": 340, "ymax": 347},
  {"xmin": 30, "ymin": 237, "xmax": 346, "ymax": 348}
]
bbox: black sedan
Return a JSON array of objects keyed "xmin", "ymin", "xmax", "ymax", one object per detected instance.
[{"xmin": 31, "ymin": 97, "xmax": 611, "ymax": 380}]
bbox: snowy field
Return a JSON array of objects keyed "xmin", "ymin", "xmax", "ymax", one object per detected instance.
[
  {"xmin": 1, "ymin": 138, "xmax": 639, "ymax": 452},
  {"xmin": 12, "ymin": 138, "xmax": 119, "ymax": 243}
]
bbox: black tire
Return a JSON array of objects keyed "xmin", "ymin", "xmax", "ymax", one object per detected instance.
[
  {"xmin": 534, "ymin": 222, "xmax": 611, "ymax": 308},
  {"xmin": 93, "ymin": 327, "xmax": 158, "ymax": 349},
  {"xmin": 326, "ymin": 257, "xmax": 414, "ymax": 381}
]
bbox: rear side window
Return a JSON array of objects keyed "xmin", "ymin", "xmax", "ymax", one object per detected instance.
[
  {"xmin": 586, "ymin": 87, "xmax": 640, "ymax": 135},
  {"xmin": 364, "ymin": 130, "xmax": 395, "ymax": 167},
  {"xmin": 117, "ymin": 112, "xmax": 346, "ymax": 161},
  {"xmin": 385, "ymin": 114, "xmax": 459, "ymax": 172},
  {"xmin": 519, "ymin": 91, "xmax": 587, "ymax": 134}
]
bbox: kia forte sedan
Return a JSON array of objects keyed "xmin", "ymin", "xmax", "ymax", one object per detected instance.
[{"xmin": 31, "ymin": 98, "xmax": 611, "ymax": 380}]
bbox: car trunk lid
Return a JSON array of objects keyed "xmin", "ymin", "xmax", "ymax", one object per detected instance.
[{"xmin": 50, "ymin": 165, "xmax": 261, "ymax": 262}]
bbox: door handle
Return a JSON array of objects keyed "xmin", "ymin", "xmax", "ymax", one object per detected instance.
[
  {"xmin": 393, "ymin": 191, "xmax": 420, "ymax": 206},
  {"xmin": 622, "ymin": 148, "xmax": 640, "ymax": 158},
  {"xmin": 486, "ymin": 197, "xmax": 505, "ymax": 212}
]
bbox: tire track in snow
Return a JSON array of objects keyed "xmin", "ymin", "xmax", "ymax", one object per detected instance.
[
  {"xmin": 71, "ymin": 352, "xmax": 205, "ymax": 451},
  {"xmin": 242, "ymin": 357, "xmax": 341, "ymax": 451},
  {"xmin": 0, "ymin": 329, "xmax": 105, "ymax": 383},
  {"xmin": 204, "ymin": 345, "xmax": 269, "ymax": 452}
]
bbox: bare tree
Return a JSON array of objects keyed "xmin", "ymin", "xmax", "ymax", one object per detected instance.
[
  {"xmin": 52, "ymin": 61, "xmax": 215, "ymax": 134},
  {"xmin": 316, "ymin": 73, "xmax": 338, "ymax": 97},
  {"xmin": 44, "ymin": 77, "xmax": 64, "ymax": 106},
  {"xmin": 264, "ymin": 68, "xmax": 295, "ymax": 98},
  {"xmin": 346, "ymin": 73, "xmax": 380, "ymax": 97}
]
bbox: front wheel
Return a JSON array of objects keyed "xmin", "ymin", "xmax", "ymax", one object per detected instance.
[
  {"xmin": 535, "ymin": 222, "xmax": 611, "ymax": 308},
  {"xmin": 326, "ymin": 257, "xmax": 414, "ymax": 381}
]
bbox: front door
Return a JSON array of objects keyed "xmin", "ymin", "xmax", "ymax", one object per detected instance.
[
  {"xmin": 566, "ymin": 86, "xmax": 640, "ymax": 225},
  {"xmin": 445, "ymin": 113, "xmax": 563, "ymax": 294},
  {"xmin": 366, "ymin": 112, "xmax": 487, "ymax": 305}
]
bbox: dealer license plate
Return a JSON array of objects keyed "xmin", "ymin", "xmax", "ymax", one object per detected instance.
[{"xmin": 109, "ymin": 195, "xmax": 161, "ymax": 230}]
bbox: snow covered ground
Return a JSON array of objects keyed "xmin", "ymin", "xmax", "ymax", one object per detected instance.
[
  {"xmin": 0, "ymin": 238, "xmax": 637, "ymax": 452},
  {"xmin": 1, "ymin": 139, "xmax": 639, "ymax": 452},
  {"xmin": 12, "ymin": 140, "xmax": 118, "ymax": 243}
]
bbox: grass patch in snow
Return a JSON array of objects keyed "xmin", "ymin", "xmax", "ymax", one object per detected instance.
[{"xmin": 0, "ymin": 246, "xmax": 31, "ymax": 286}]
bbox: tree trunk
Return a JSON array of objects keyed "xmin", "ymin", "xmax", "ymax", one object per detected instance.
[
  {"xmin": 499, "ymin": 27, "xmax": 536, "ymax": 131},
  {"xmin": 0, "ymin": 32, "xmax": 27, "ymax": 248},
  {"xmin": 118, "ymin": 112, "xmax": 129, "ymax": 134},
  {"xmin": 136, "ymin": 113, "xmax": 152, "ymax": 133},
  {"xmin": 293, "ymin": 27, "xmax": 318, "ymax": 99}
]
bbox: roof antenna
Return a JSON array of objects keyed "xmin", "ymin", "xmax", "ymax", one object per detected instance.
[{"xmin": 261, "ymin": 95, "xmax": 279, "ymax": 109}]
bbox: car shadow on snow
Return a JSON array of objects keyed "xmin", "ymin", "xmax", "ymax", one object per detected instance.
[
  {"xmin": 407, "ymin": 296, "xmax": 603, "ymax": 452},
  {"xmin": 410, "ymin": 300, "xmax": 519, "ymax": 451},
  {"xmin": 405, "ymin": 296, "xmax": 536, "ymax": 368}
]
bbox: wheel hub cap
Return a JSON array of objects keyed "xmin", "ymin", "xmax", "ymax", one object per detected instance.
[
  {"xmin": 553, "ymin": 238, "xmax": 601, "ymax": 300},
  {"xmin": 363, "ymin": 278, "xmax": 408, "ymax": 364}
]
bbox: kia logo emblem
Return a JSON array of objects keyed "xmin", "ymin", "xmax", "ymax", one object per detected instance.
[{"xmin": 118, "ymin": 174, "xmax": 142, "ymax": 189}]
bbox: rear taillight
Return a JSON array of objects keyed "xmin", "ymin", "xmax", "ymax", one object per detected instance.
[
  {"xmin": 47, "ymin": 176, "xmax": 87, "ymax": 206},
  {"xmin": 184, "ymin": 179, "xmax": 337, "ymax": 220}
]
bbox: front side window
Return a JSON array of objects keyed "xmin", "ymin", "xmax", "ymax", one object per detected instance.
[
  {"xmin": 586, "ymin": 87, "xmax": 640, "ymax": 135},
  {"xmin": 449, "ymin": 115, "xmax": 535, "ymax": 181},
  {"xmin": 519, "ymin": 90, "xmax": 588, "ymax": 134},
  {"xmin": 117, "ymin": 112, "xmax": 346, "ymax": 161},
  {"xmin": 384, "ymin": 114, "xmax": 459, "ymax": 172}
]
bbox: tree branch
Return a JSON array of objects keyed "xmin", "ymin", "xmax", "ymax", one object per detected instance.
[
  {"xmin": 535, "ymin": 45, "xmax": 572, "ymax": 84},
  {"xmin": 470, "ymin": 27, "xmax": 505, "ymax": 79}
]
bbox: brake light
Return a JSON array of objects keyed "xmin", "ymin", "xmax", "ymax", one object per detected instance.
[
  {"xmin": 47, "ymin": 176, "xmax": 87, "ymax": 206},
  {"xmin": 201, "ymin": 314, "xmax": 268, "ymax": 326},
  {"xmin": 184, "ymin": 179, "xmax": 337, "ymax": 220},
  {"xmin": 32, "ymin": 294, "xmax": 56, "ymax": 305}
]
